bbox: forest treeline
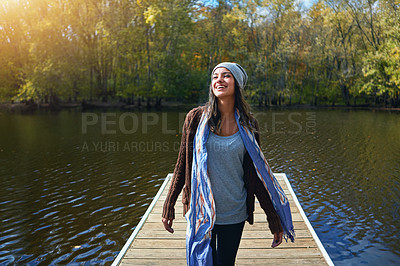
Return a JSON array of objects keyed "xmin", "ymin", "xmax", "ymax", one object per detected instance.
[{"xmin": 1, "ymin": 0, "xmax": 399, "ymax": 108}]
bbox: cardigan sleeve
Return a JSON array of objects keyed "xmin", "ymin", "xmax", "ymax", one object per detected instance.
[
  {"xmin": 162, "ymin": 107, "xmax": 203, "ymax": 220},
  {"xmin": 162, "ymin": 110, "xmax": 191, "ymax": 220},
  {"xmin": 253, "ymin": 120, "xmax": 283, "ymax": 234}
]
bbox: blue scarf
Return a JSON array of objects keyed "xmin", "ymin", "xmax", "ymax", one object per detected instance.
[{"xmin": 185, "ymin": 109, "xmax": 295, "ymax": 266}]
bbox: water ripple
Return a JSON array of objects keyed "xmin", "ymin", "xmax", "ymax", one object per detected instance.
[{"xmin": 0, "ymin": 109, "xmax": 399, "ymax": 265}]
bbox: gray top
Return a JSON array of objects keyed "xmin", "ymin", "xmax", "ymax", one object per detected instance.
[{"xmin": 206, "ymin": 131, "xmax": 248, "ymax": 224}]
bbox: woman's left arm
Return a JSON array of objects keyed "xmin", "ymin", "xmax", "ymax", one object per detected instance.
[{"xmin": 252, "ymin": 119, "xmax": 283, "ymax": 247}]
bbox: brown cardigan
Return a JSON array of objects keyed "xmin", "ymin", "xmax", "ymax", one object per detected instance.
[{"xmin": 162, "ymin": 106, "xmax": 283, "ymax": 234}]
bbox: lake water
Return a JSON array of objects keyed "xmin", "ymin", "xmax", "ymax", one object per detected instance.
[{"xmin": 0, "ymin": 107, "xmax": 399, "ymax": 265}]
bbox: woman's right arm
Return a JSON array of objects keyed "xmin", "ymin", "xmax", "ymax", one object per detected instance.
[{"xmin": 162, "ymin": 110, "xmax": 192, "ymax": 233}]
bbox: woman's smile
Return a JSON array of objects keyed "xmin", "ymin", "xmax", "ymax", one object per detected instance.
[
  {"xmin": 212, "ymin": 67, "xmax": 235, "ymax": 98},
  {"xmin": 216, "ymin": 85, "xmax": 227, "ymax": 90}
]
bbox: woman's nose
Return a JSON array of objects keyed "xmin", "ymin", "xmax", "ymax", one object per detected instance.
[{"xmin": 216, "ymin": 75, "xmax": 224, "ymax": 83}]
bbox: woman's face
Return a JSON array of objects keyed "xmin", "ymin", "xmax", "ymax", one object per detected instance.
[{"xmin": 212, "ymin": 67, "xmax": 235, "ymax": 100}]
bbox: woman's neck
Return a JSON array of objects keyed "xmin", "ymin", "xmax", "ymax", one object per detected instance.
[
  {"xmin": 217, "ymin": 98, "xmax": 235, "ymax": 119},
  {"xmin": 216, "ymin": 98, "xmax": 238, "ymax": 136}
]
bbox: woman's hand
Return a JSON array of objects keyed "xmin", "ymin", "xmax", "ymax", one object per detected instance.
[
  {"xmin": 162, "ymin": 218, "xmax": 174, "ymax": 233},
  {"xmin": 271, "ymin": 231, "xmax": 283, "ymax": 248}
]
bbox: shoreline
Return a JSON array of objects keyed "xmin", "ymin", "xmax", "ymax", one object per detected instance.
[{"xmin": 1, "ymin": 101, "xmax": 399, "ymax": 113}]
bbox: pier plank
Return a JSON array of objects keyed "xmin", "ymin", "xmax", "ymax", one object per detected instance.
[{"xmin": 113, "ymin": 173, "xmax": 333, "ymax": 266}]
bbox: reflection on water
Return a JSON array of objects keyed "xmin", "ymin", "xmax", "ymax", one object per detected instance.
[
  {"xmin": 254, "ymin": 109, "xmax": 400, "ymax": 264},
  {"xmin": 0, "ymin": 108, "xmax": 399, "ymax": 265}
]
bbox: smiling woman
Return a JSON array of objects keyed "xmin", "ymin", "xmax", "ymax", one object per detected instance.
[
  {"xmin": 212, "ymin": 68, "xmax": 236, "ymax": 100},
  {"xmin": 162, "ymin": 62, "xmax": 294, "ymax": 265}
]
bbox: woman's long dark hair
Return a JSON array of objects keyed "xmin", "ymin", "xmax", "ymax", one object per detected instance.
[{"xmin": 206, "ymin": 79, "xmax": 257, "ymax": 133}]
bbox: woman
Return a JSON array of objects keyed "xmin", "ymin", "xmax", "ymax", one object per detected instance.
[{"xmin": 162, "ymin": 62, "xmax": 294, "ymax": 266}]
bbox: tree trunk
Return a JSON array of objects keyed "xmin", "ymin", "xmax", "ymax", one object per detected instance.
[
  {"xmin": 341, "ymin": 83, "xmax": 350, "ymax": 106},
  {"xmin": 258, "ymin": 90, "xmax": 263, "ymax": 107},
  {"xmin": 156, "ymin": 96, "xmax": 162, "ymax": 107},
  {"xmin": 90, "ymin": 67, "xmax": 93, "ymax": 101},
  {"xmin": 264, "ymin": 86, "xmax": 269, "ymax": 107},
  {"xmin": 49, "ymin": 89, "xmax": 60, "ymax": 110},
  {"xmin": 146, "ymin": 27, "xmax": 152, "ymax": 104},
  {"xmin": 384, "ymin": 92, "xmax": 388, "ymax": 108},
  {"xmin": 147, "ymin": 97, "xmax": 151, "ymax": 108}
]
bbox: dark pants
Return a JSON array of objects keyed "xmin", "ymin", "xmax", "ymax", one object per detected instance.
[{"xmin": 210, "ymin": 221, "xmax": 245, "ymax": 266}]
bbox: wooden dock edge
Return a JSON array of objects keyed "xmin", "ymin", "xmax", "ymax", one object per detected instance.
[
  {"xmin": 278, "ymin": 173, "xmax": 334, "ymax": 266},
  {"xmin": 112, "ymin": 173, "xmax": 173, "ymax": 266},
  {"xmin": 112, "ymin": 173, "xmax": 334, "ymax": 266}
]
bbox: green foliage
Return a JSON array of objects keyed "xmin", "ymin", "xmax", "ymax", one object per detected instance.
[
  {"xmin": 13, "ymin": 81, "xmax": 38, "ymax": 102},
  {"xmin": 0, "ymin": 0, "xmax": 398, "ymax": 106},
  {"xmin": 360, "ymin": 2, "xmax": 400, "ymax": 100}
]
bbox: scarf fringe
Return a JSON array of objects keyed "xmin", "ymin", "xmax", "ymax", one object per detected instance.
[{"xmin": 284, "ymin": 229, "xmax": 296, "ymax": 243}]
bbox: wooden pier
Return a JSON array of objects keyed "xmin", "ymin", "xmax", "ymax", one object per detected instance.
[{"xmin": 113, "ymin": 173, "xmax": 334, "ymax": 265}]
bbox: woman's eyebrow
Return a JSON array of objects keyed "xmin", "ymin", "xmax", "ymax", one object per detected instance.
[{"xmin": 214, "ymin": 71, "xmax": 231, "ymax": 75}]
